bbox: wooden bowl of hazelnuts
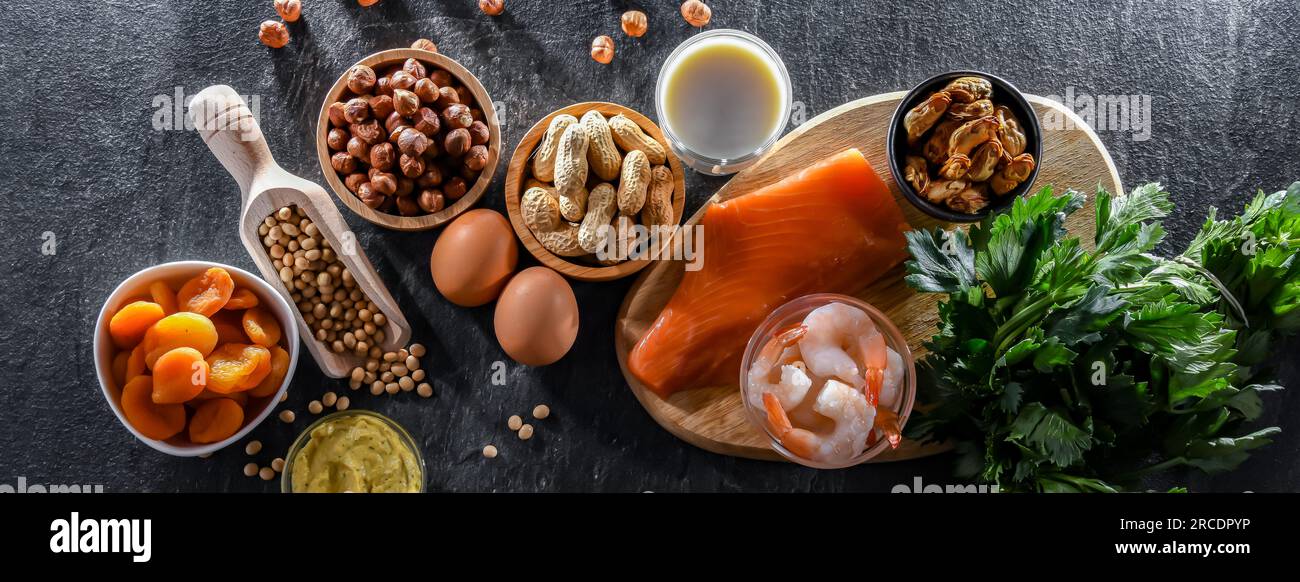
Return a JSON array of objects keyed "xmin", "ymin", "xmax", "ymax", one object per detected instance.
[{"xmin": 316, "ymin": 48, "xmax": 501, "ymax": 231}]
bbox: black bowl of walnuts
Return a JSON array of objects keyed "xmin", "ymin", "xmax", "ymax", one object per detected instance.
[{"xmin": 317, "ymin": 47, "xmax": 501, "ymax": 231}]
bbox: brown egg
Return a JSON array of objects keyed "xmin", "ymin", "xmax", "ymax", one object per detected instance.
[
  {"xmin": 430, "ymin": 209, "xmax": 518, "ymax": 307},
  {"xmin": 493, "ymin": 267, "xmax": 578, "ymax": 366}
]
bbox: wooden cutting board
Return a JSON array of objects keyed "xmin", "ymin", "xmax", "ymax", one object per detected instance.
[{"xmin": 614, "ymin": 92, "xmax": 1123, "ymax": 462}]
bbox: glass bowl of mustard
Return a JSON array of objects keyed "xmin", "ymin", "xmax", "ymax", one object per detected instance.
[{"xmin": 281, "ymin": 410, "xmax": 425, "ymax": 493}]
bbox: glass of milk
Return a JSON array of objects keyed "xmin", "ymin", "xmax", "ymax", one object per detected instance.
[{"xmin": 656, "ymin": 30, "xmax": 792, "ymax": 176}]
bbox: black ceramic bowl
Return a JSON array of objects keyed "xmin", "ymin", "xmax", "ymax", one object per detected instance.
[{"xmin": 886, "ymin": 70, "xmax": 1042, "ymax": 223}]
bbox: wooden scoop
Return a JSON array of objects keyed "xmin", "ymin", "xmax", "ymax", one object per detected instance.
[{"xmin": 188, "ymin": 85, "xmax": 410, "ymax": 378}]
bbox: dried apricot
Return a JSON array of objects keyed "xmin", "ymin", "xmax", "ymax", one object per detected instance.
[
  {"xmin": 248, "ymin": 345, "xmax": 291, "ymax": 398},
  {"xmin": 143, "ymin": 312, "xmax": 218, "ymax": 369},
  {"xmin": 205, "ymin": 344, "xmax": 272, "ymax": 393},
  {"xmin": 242, "ymin": 307, "xmax": 282, "ymax": 347},
  {"xmin": 224, "ymin": 288, "xmax": 260, "ymax": 310},
  {"xmin": 126, "ymin": 345, "xmax": 147, "ymax": 382},
  {"xmin": 112, "ymin": 351, "xmax": 129, "ymax": 386},
  {"xmin": 149, "ymin": 281, "xmax": 179, "ymax": 314},
  {"xmin": 191, "ymin": 389, "xmax": 248, "ymax": 408},
  {"xmin": 109, "ymin": 301, "xmax": 165, "ymax": 348},
  {"xmin": 151, "ymin": 347, "xmax": 208, "ymax": 404},
  {"xmin": 188, "ymin": 398, "xmax": 245, "ymax": 444},
  {"xmin": 210, "ymin": 312, "xmax": 248, "ymax": 345},
  {"xmin": 120, "ymin": 375, "xmax": 186, "ymax": 441},
  {"xmin": 177, "ymin": 267, "xmax": 235, "ymax": 316}
]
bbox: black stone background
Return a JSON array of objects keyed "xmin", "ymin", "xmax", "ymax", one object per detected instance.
[{"xmin": 0, "ymin": 0, "xmax": 1296, "ymax": 492}]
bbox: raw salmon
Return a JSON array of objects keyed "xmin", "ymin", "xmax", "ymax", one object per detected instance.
[{"xmin": 628, "ymin": 148, "xmax": 909, "ymax": 398}]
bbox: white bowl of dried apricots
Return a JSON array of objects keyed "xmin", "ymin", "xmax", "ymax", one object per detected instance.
[{"xmin": 94, "ymin": 261, "xmax": 299, "ymax": 456}]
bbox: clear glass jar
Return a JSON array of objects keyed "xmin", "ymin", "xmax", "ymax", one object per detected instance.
[
  {"xmin": 739, "ymin": 293, "xmax": 917, "ymax": 469},
  {"xmin": 655, "ymin": 29, "xmax": 792, "ymax": 176},
  {"xmin": 281, "ymin": 409, "xmax": 426, "ymax": 493}
]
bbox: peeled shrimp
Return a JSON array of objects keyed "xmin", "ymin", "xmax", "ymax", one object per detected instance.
[
  {"xmin": 797, "ymin": 302, "xmax": 877, "ymax": 386},
  {"xmin": 746, "ymin": 323, "xmax": 811, "ymax": 410},
  {"xmin": 764, "ymin": 379, "xmax": 874, "ymax": 462}
]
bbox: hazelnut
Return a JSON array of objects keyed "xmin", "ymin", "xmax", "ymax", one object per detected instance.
[
  {"xmin": 394, "ymin": 177, "xmax": 415, "ymax": 197},
  {"xmin": 368, "ymin": 95, "xmax": 395, "ymax": 119},
  {"xmin": 388, "ymin": 124, "xmax": 410, "ymax": 144},
  {"xmin": 478, "ymin": 0, "xmax": 505, "ymax": 16},
  {"xmin": 357, "ymin": 183, "xmax": 385, "ymax": 209},
  {"xmin": 591, "ymin": 35, "xmax": 615, "ymax": 64},
  {"xmin": 371, "ymin": 172, "xmax": 397, "ymax": 195},
  {"xmin": 434, "ymin": 86, "xmax": 460, "ymax": 109},
  {"xmin": 463, "ymin": 145, "xmax": 489, "ymax": 172},
  {"xmin": 411, "ymin": 38, "xmax": 438, "ymax": 53},
  {"xmin": 393, "ymin": 89, "xmax": 420, "ymax": 117},
  {"xmin": 467, "ymin": 120, "xmax": 490, "ymax": 145},
  {"xmin": 375, "ymin": 76, "xmax": 393, "ymax": 96},
  {"xmin": 460, "ymin": 165, "xmax": 481, "ymax": 182},
  {"xmin": 681, "ymin": 0, "xmax": 711, "ymax": 27},
  {"xmin": 413, "ymin": 108, "xmax": 442, "ymax": 135},
  {"xmin": 346, "ymin": 136, "xmax": 371, "ymax": 161},
  {"xmin": 418, "ymin": 189, "xmax": 446, "ymax": 213},
  {"xmin": 402, "ymin": 58, "xmax": 427, "ymax": 79},
  {"xmin": 422, "ymin": 138, "xmax": 440, "ymax": 158},
  {"xmin": 259, "ymin": 20, "xmax": 290, "ymax": 49},
  {"xmin": 442, "ymin": 104, "xmax": 473, "ymax": 130},
  {"xmin": 391, "ymin": 71, "xmax": 417, "ymax": 91},
  {"xmin": 369, "ymin": 142, "xmax": 396, "ymax": 171},
  {"xmin": 326, "ymin": 128, "xmax": 349, "ymax": 151},
  {"xmin": 621, "ymin": 10, "xmax": 648, "ymax": 37},
  {"xmin": 327, "ymin": 102, "xmax": 348, "ymax": 127},
  {"xmin": 379, "ymin": 194, "xmax": 396, "ymax": 213},
  {"xmin": 414, "ymin": 78, "xmax": 439, "ymax": 103},
  {"xmin": 350, "ymin": 120, "xmax": 383, "ymax": 145},
  {"xmin": 417, "ymin": 166, "xmax": 444, "ymax": 187},
  {"xmin": 455, "ymin": 86, "xmax": 474, "ymax": 106},
  {"xmin": 470, "ymin": 108, "xmax": 485, "ymax": 122},
  {"xmin": 330, "ymin": 152, "xmax": 357, "ymax": 174},
  {"xmin": 344, "ymin": 173, "xmax": 367, "ymax": 193},
  {"xmin": 429, "ymin": 70, "xmax": 454, "ymax": 87},
  {"xmin": 275, "ymin": 0, "xmax": 302, "ymax": 22},
  {"xmin": 444, "ymin": 177, "xmax": 469, "ymax": 200},
  {"xmin": 397, "ymin": 128, "xmax": 429, "ymax": 157},
  {"xmin": 384, "ymin": 111, "xmax": 406, "ymax": 133},
  {"xmin": 399, "ymin": 154, "xmax": 425, "ymax": 178},
  {"xmin": 396, "ymin": 195, "xmax": 421, "ymax": 217},
  {"xmin": 346, "ymin": 65, "xmax": 377, "ymax": 94},
  {"xmin": 343, "ymin": 98, "xmax": 370, "ymax": 123},
  {"xmin": 443, "ymin": 128, "xmax": 471, "ymax": 157}
]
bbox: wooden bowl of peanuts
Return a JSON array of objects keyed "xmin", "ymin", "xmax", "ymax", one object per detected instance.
[
  {"xmin": 317, "ymin": 48, "xmax": 502, "ymax": 232},
  {"xmin": 504, "ymin": 102, "xmax": 686, "ymax": 282}
]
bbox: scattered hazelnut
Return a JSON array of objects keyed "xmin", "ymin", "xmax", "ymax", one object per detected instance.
[
  {"xmin": 346, "ymin": 65, "xmax": 377, "ymax": 94},
  {"xmin": 259, "ymin": 20, "xmax": 290, "ymax": 49},
  {"xmin": 591, "ymin": 35, "xmax": 615, "ymax": 64},
  {"xmin": 482, "ymin": 445, "xmax": 498, "ymax": 458},
  {"xmin": 275, "ymin": 0, "xmax": 302, "ymax": 22},
  {"xmin": 621, "ymin": 10, "xmax": 648, "ymax": 37},
  {"xmin": 418, "ymin": 189, "xmax": 445, "ymax": 213},
  {"xmin": 681, "ymin": 0, "xmax": 711, "ymax": 27},
  {"xmin": 412, "ymin": 38, "xmax": 438, "ymax": 53},
  {"xmin": 478, "ymin": 0, "xmax": 505, "ymax": 16}
]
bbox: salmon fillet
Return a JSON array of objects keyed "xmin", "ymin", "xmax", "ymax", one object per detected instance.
[{"xmin": 628, "ymin": 148, "xmax": 909, "ymax": 398}]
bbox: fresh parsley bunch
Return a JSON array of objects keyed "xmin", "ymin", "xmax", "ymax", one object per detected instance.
[{"xmin": 904, "ymin": 182, "xmax": 1300, "ymax": 492}]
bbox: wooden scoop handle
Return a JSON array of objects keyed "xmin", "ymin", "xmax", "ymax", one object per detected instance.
[{"xmin": 188, "ymin": 85, "xmax": 283, "ymax": 202}]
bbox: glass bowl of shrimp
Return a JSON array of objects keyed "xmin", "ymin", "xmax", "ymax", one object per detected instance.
[{"xmin": 740, "ymin": 293, "xmax": 917, "ymax": 469}]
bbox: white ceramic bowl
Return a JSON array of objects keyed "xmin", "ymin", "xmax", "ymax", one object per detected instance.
[{"xmin": 93, "ymin": 261, "xmax": 299, "ymax": 456}]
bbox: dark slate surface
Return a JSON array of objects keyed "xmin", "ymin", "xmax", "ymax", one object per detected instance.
[{"xmin": 1, "ymin": 0, "xmax": 1296, "ymax": 492}]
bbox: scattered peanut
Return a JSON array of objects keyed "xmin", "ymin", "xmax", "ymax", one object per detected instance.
[
  {"xmin": 508, "ymin": 415, "xmax": 523, "ymax": 431},
  {"xmin": 533, "ymin": 404, "xmax": 551, "ymax": 419},
  {"xmin": 417, "ymin": 383, "xmax": 433, "ymax": 398},
  {"xmin": 308, "ymin": 400, "xmax": 324, "ymax": 414},
  {"xmin": 259, "ymin": 467, "xmax": 276, "ymax": 481},
  {"xmin": 518, "ymin": 424, "xmax": 534, "ymax": 440},
  {"xmin": 322, "ymin": 391, "xmax": 338, "ymax": 407},
  {"xmin": 244, "ymin": 463, "xmax": 259, "ymax": 477},
  {"xmin": 483, "ymin": 445, "xmax": 499, "ymax": 458},
  {"xmin": 279, "ymin": 410, "xmax": 296, "ymax": 423},
  {"xmin": 336, "ymin": 396, "xmax": 351, "ymax": 410},
  {"xmin": 271, "ymin": 458, "xmax": 286, "ymax": 473}
]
